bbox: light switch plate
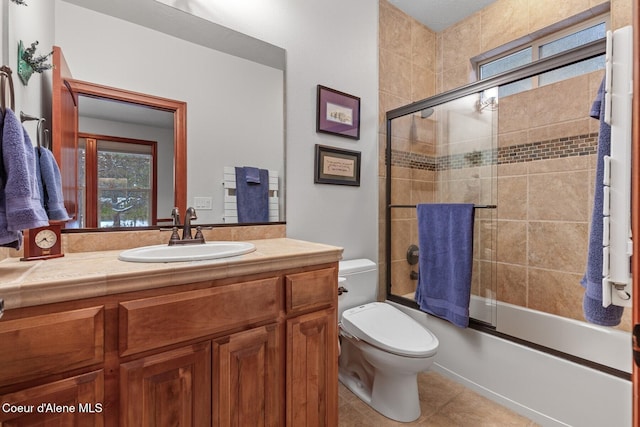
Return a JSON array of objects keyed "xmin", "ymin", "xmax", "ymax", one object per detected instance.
[{"xmin": 194, "ymin": 197, "xmax": 212, "ymax": 210}]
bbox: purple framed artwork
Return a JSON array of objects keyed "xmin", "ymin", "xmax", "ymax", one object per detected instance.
[{"xmin": 316, "ymin": 85, "xmax": 360, "ymax": 140}]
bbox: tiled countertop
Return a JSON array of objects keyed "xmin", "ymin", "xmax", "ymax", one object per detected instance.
[{"xmin": 0, "ymin": 238, "xmax": 343, "ymax": 310}]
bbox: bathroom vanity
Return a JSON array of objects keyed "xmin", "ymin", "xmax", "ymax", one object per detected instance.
[{"xmin": 0, "ymin": 238, "xmax": 341, "ymax": 426}]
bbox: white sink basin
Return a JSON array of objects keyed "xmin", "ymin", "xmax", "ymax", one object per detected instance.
[{"xmin": 118, "ymin": 241, "xmax": 256, "ymax": 263}]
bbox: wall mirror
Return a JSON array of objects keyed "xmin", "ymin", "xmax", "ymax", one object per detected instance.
[{"xmin": 53, "ymin": 0, "xmax": 286, "ymax": 230}]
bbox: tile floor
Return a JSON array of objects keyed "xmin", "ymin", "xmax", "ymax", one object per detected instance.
[{"xmin": 338, "ymin": 371, "xmax": 540, "ymax": 426}]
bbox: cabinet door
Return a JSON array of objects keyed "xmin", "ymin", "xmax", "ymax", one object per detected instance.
[
  {"xmin": 0, "ymin": 370, "xmax": 104, "ymax": 426},
  {"xmin": 287, "ymin": 308, "xmax": 338, "ymax": 427},
  {"xmin": 213, "ymin": 324, "xmax": 282, "ymax": 427},
  {"xmin": 120, "ymin": 342, "xmax": 210, "ymax": 427}
]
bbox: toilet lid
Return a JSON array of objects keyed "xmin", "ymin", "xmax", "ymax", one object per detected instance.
[{"xmin": 340, "ymin": 302, "xmax": 438, "ymax": 358}]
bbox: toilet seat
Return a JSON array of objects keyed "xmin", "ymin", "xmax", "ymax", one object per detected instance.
[{"xmin": 340, "ymin": 302, "xmax": 438, "ymax": 358}]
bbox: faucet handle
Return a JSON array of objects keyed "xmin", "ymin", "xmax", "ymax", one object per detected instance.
[{"xmin": 167, "ymin": 227, "xmax": 181, "ymax": 246}]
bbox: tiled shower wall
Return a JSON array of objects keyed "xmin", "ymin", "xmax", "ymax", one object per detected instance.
[{"xmin": 379, "ymin": 0, "xmax": 633, "ymax": 330}]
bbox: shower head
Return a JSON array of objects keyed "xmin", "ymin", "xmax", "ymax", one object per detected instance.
[
  {"xmin": 476, "ymin": 95, "xmax": 498, "ymax": 112},
  {"xmin": 420, "ymin": 108, "xmax": 434, "ymax": 118}
]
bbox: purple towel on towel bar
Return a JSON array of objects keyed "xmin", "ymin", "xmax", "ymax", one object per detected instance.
[
  {"xmin": 581, "ymin": 77, "xmax": 623, "ymax": 326},
  {"xmin": 36, "ymin": 146, "xmax": 70, "ymax": 221},
  {"xmin": 415, "ymin": 203, "xmax": 475, "ymax": 328},
  {"xmin": 0, "ymin": 111, "xmax": 22, "ymax": 248},
  {"xmin": 235, "ymin": 167, "xmax": 269, "ymax": 223},
  {"xmin": 0, "ymin": 109, "xmax": 49, "ymax": 249}
]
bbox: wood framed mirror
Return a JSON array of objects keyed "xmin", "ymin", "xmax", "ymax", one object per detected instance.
[{"xmin": 52, "ymin": 46, "xmax": 186, "ymax": 228}]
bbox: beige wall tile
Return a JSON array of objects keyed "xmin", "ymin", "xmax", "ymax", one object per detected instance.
[
  {"xmin": 528, "ymin": 0, "xmax": 591, "ymax": 33},
  {"xmin": 390, "ymin": 219, "xmax": 413, "ymax": 262},
  {"xmin": 528, "ymin": 221, "xmax": 588, "ymax": 273},
  {"xmin": 498, "ymin": 130, "xmax": 528, "ymax": 148},
  {"xmin": 527, "ymin": 155, "xmax": 590, "ymax": 174},
  {"xmin": 528, "ymin": 76, "xmax": 591, "ymax": 129},
  {"xmin": 497, "ymin": 92, "xmax": 531, "ymax": 134},
  {"xmin": 412, "ymin": 65, "xmax": 436, "ymax": 101},
  {"xmin": 610, "ymin": 0, "xmax": 633, "ymax": 29},
  {"xmin": 379, "ymin": 91, "xmax": 412, "ymax": 133},
  {"xmin": 528, "ymin": 170, "xmax": 589, "ymax": 221},
  {"xmin": 411, "ymin": 21, "xmax": 436, "ymax": 71},
  {"xmin": 497, "ymin": 175, "xmax": 528, "ymax": 220},
  {"xmin": 497, "ymin": 220, "xmax": 527, "ymax": 264},
  {"xmin": 527, "ymin": 119, "xmax": 592, "ymax": 144},
  {"xmin": 380, "ymin": 48, "xmax": 413, "ymax": 99},
  {"xmin": 390, "ymin": 259, "xmax": 416, "ymax": 297},
  {"xmin": 379, "ymin": 1, "xmax": 412, "ymax": 59},
  {"xmin": 528, "ymin": 268, "xmax": 585, "ymax": 320},
  {"xmin": 411, "ymin": 179, "xmax": 435, "ymax": 206},
  {"xmin": 441, "ymin": 13, "xmax": 482, "ymax": 73},
  {"xmin": 496, "ymin": 263, "xmax": 527, "ymax": 305},
  {"xmin": 481, "ymin": 0, "xmax": 530, "ymax": 52}
]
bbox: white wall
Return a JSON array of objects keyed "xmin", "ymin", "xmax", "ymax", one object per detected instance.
[
  {"xmin": 185, "ymin": 1, "xmax": 380, "ymax": 261},
  {"xmin": 55, "ymin": 0, "xmax": 379, "ymax": 262},
  {"xmin": 4, "ymin": 0, "xmax": 54, "ymax": 139}
]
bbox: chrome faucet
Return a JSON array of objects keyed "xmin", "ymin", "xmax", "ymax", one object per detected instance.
[{"xmin": 167, "ymin": 206, "xmax": 205, "ymax": 245}]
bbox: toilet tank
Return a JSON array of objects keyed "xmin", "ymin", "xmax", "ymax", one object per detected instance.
[{"xmin": 338, "ymin": 259, "xmax": 378, "ymax": 319}]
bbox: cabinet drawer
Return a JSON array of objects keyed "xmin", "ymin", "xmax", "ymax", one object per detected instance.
[
  {"xmin": 0, "ymin": 370, "xmax": 104, "ymax": 425},
  {"xmin": 0, "ymin": 306, "xmax": 104, "ymax": 387},
  {"xmin": 119, "ymin": 277, "xmax": 280, "ymax": 356},
  {"xmin": 285, "ymin": 268, "xmax": 337, "ymax": 314}
]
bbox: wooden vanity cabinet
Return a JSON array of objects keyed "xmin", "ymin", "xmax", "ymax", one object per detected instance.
[{"xmin": 0, "ymin": 262, "xmax": 338, "ymax": 427}]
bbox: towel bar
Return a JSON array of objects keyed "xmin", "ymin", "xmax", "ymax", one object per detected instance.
[
  {"xmin": 222, "ymin": 166, "xmax": 280, "ymax": 223},
  {"xmin": 389, "ymin": 204, "xmax": 497, "ymax": 209},
  {"xmin": 0, "ymin": 65, "xmax": 15, "ymax": 114}
]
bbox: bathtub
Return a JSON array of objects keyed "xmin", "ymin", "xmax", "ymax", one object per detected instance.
[
  {"xmin": 470, "ymin": 296, "xmax": 631, "ymax": 374},
  {"xmin": 389, "ymin": 298, "xmax": 632, "ymax": 427}
]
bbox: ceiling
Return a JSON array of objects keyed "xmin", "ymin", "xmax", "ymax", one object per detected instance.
[{"xmin": 388, "ymin": 0, "xmax": 498, "ymax": 32}]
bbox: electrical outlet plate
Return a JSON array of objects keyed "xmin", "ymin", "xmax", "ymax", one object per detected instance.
[{"xmin": 194, "ymin": 197, "xmax": 212, "ymax": 210}]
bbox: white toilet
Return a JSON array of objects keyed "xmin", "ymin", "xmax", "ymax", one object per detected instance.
[{"xmin": 338, "ymin": 259, "xmax": 439, "ymax": 423}]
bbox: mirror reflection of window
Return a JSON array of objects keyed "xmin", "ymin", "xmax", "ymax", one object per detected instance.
[{"xmin": 78, "ymin": 136, "xmax": 157, "ymax": 228}]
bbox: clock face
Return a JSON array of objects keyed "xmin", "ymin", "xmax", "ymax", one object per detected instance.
[{"xmin": 35, "ymin": 229, "xmax": 57, "ymax": 249}]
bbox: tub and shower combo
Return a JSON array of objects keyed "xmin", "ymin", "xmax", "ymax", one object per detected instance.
[{"xmin": 382, "ymin": 27, "xmax": 633, "ymax": 426}]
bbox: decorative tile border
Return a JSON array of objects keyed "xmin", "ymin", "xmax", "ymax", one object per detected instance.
[{"xmin": 390, "ymin": 133, "xmax": 598, "ymax": 170}]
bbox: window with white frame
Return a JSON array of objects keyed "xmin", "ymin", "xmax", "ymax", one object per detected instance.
[{"xmin": 478, "ymin": 16, "xmax": 608, "ymax": 98}]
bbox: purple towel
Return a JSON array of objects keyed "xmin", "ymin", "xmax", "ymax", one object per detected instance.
[
  {"xmin": 244, "ymin": 166, "xmax": 261, "ymax": 184},
  {"xmin": 415, "ymin": 203, "xmax": 475, "ymax": 328},
  {"xmin": 1, "ymin": 109, "xmax": 49, "ymax": 235},
  {"xmin": 0, "ymin": 110, "xmax": 22, "ymax": 248},
  {"xmin": 581, "ymin": 77, "xmax": 624, "ymax": 326},
  {"xmin": 36, "ymin": 146, "xmax": 70, "ymax": 221},
  {"xmin": 235, "ymin": 167, "xmax": 269, "ymax": 223}
]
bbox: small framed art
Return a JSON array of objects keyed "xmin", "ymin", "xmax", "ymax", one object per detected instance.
[
  {"xmin": 316, "ymin": 85, "xmax": 360, "ymax": 140},
  {"xmin": 314, "ymin": 144, "xmax": 361, "ymax": 186}
]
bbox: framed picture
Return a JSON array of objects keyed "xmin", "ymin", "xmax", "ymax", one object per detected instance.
[
  {"xmin": 316, "ymin": 85, "xmax": 360, "ymax": 140},
  {"xmin": 314, "ymin": 144, "xmax": 361, "ymax": 186}
]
